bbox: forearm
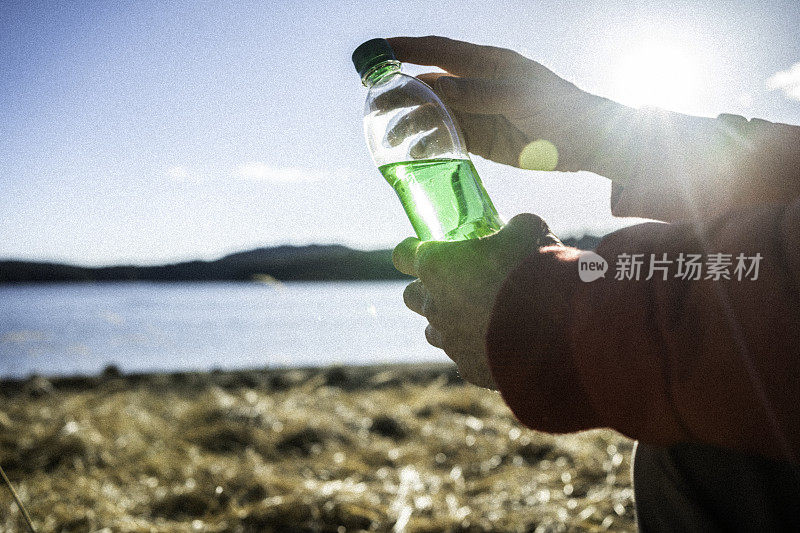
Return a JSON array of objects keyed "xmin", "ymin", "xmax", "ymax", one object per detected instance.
[
  {"xmin": 576, "ymin": 100, "xmax": 716, "ymax": 185},
  {"xmin": 570, "ymin": 97, "xmax": 800, "ymax": 221},
  {"xmin": 486, "ymin": 200, "xmax": 800, "ymax": 462}
]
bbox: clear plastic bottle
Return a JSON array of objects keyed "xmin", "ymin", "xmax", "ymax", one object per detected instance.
[{"xmin": 352, "ymin": 38, "xmax": 503, "ymax": 241}]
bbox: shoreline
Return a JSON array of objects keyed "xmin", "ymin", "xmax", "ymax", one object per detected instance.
[
  {"xmin": 1, "ymin": 362, "xmax": 635, "ymax": 532},
  {"xmin": 0, "ymin": 362, "xmax": 460, "ymax": 396}
]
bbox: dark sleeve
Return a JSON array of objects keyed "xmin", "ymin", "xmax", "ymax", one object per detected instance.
[
  {"xmin": 485, "ymin": 199, "xmax": 800, "ymax": 462},
  {"xmin": 598, "ymin": 113, "xmax": 800, "ymax": 223}
]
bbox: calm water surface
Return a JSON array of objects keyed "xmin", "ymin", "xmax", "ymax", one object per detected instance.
[{"xmin": 0, "ymin": 281, "xmax": 445, "ymax": 378}]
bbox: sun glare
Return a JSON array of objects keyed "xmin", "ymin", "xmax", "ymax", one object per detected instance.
[{"xmin": 613, "ymin": 41, "xmax": 702, "ymax": 112}]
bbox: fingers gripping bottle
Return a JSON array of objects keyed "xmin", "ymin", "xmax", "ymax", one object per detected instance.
[{"xmin": 352, "ymin": 38, "xmax": 503, "ymax": 241}]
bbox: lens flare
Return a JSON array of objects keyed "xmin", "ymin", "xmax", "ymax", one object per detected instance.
[{"xmin": 613, "ymin": 41, "xmax": 702, "ymax": 113}]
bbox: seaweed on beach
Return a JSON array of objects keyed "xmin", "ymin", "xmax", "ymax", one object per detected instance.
[{"xmin": 0, "ymin": 365, "xmax": 635, "ymax": 532}]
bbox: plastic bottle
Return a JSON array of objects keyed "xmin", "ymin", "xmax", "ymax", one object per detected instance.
[{"xmin": 352, "ymin": 38, "xmax": 503, "ymax": 241}]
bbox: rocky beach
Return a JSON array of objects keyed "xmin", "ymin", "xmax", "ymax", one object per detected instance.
[{"xmin": 0, "ymin": 364, "xmax": 635, "ymax": 532}]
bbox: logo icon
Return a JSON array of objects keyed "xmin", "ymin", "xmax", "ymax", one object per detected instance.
[{"xmin": 578, "ymin": 251, "xmax": 608, "ymax": 282}]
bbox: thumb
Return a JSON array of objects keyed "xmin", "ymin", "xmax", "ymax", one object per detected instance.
[
  {"xmin": 434, "ymin": 76, "xmax": 522, "ymax": 114},
  {"xmin": 489, "ymin": 213, "xmax": 560, "ymax": 253}
]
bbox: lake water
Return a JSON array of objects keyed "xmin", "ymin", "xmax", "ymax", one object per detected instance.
[{"xmin": 0, "ymin": 281, "xmax": 447, "ymax": 378}]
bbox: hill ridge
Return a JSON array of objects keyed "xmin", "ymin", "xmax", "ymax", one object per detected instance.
[{"xmin": 0, "ymin": 237, "xmax": 601, "ymax": 283}]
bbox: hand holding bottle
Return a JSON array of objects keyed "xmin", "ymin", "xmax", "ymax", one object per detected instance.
[
  {"xmin": 354, "ymin": 38, "xmax": 504, "ymax": 241},
  {"xmin": 386, "ymin": 36, "xmax": 618, "ymax": 173},
  {"xmin": 392, "ymin": 213, "xmax": 561, "ymax": 389}
]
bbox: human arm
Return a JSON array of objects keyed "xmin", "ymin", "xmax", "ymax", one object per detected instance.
[
  {"xmin": 393, "ymin": 214, "xmax": 561, "ymax": 390},
  {"xmin": 386, "ymin": 36, "xmax": 800, "ymax": 222},
  {"xmin": 397, "ymin": 200, "xmax": 800, "ymax": 462},
  {"xmin": 487, "ymin": 200, "xmax": 800, "ymax": 462}
]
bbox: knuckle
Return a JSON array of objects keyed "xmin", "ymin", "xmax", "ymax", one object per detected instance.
[
  {"xmin": 420, "ymin": 293, "xmax": 437, "ymax": 317},
  {"xmin": 391, "ymin": 247, "xmax": 403, "ymax": 270},
  {"xmin": 392, "ymin": 237, "xmax": 419, "ymax": 272},
  {"xmin": 424, "ymin": 324, "xmax": 443, "ymax": 348},
  {"xmin": 386, "ymin": 128, "xmax": 401, "ymax": 147},
  {"xmin": 402, "ymin": 280, "xmax": 422, "ymax": 310},
  {"xmin": 415, "ymin": 243, "xmax": 442, "ymax": 280},
  {"xmin": 402, "ymin": 282, "xmax": 415, "ymax": 307},
  {"xmin": 511, "ymin": 212, "xmax": 543, "ymax": 227},
  {"xmin": 409, "ymin": 136, "xmax": 432, "ymax": 159}
]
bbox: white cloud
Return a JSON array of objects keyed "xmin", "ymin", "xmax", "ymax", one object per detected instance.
[
  {"xmin": 235, "ymin": 162, "xmax": 328, "ymax": 183},
  {"xmin": 766, "ymin": 63, "xmax": 800, "ymax": 101}
]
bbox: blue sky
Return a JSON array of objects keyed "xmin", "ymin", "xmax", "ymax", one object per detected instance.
[{"xmin": 2, "ymin": 0, "xmax": 799, "ymax": 266}]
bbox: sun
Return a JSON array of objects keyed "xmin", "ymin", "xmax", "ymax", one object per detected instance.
[{"xmin": 613, "ymin": 41, "xmax": 702, "ymax": 113}]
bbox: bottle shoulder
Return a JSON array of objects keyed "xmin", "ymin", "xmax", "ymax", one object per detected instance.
[
  {"xmin": 366, "ymin": 70, "xmax": 418, "ymax": 91},
  {"xmin": 362, "ymin": 71, "xmax": 467, "ymax": 166},
  {"xmin": 364, "ymin": 72, "xmax": 437, "ymax": 112}
]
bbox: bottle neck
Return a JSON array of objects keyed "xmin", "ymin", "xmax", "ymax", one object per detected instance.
[{"xmin": 362, "ymin": 60, "xmax": 401, "ymax": 86}]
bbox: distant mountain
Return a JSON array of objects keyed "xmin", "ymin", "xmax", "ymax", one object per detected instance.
[{"xmin": 0, "ymin": 237, "xmax": 601, "ymax": 284}]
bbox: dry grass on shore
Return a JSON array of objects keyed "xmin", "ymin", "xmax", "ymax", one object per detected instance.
[{"xmin": 0, "ymin": 364, "xmax": 635, "ymax": 532}]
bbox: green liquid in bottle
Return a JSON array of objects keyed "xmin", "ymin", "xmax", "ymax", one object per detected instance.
[{"xmin": 379, "ymin": 158, "xmax": 503, "ymax": 241}]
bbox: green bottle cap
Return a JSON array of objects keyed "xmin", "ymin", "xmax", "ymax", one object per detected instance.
[{"xmin": 352, "ymin": 38, "xmax": 397, "ymax": 78}]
